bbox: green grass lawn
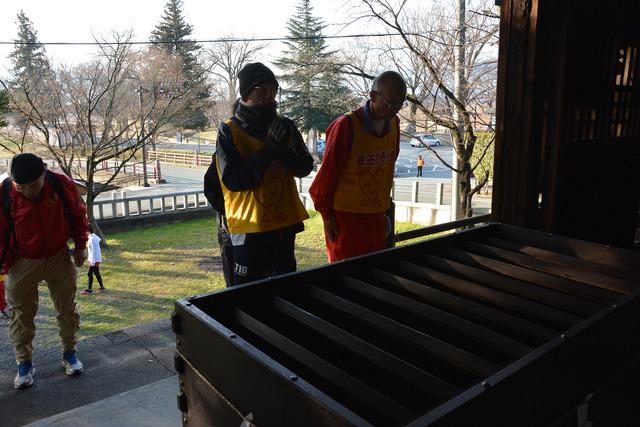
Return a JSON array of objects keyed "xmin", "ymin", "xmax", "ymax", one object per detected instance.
[{"xmin": 36, "ymin": 211, "xmax": 427, "ymax": 341}]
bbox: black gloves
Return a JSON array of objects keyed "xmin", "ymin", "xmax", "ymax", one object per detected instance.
[{"xmin": 265, "ymin": 117, "xmax": 294, "ymax": 152}]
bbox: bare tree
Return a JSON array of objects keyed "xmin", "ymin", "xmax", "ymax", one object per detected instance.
[
  {"xmin": 205, "ymin": 36, "xmax": 267, "ymax": 117},
  {"xmin": 348, "ymin": 0, "xmax": 499, "ymax": 218},
  {"xmin": 337, "ymin": 41, "xmax": 378, "ymax": 100},
  {"xmin": 1, "ymin": 33, "xmax": 207, "ymax": 240}
]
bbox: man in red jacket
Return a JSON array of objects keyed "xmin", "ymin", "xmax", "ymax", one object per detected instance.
[
  {"xmin": 310, "ymin": 71, "xmax": 406, "ymax": 262},
  {"xmin": 0, "ymin": 153, "xmax": 88, "ymax": 389}
]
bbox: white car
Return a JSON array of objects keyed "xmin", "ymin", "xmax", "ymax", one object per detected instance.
[{"xmin": 410, "ymin": 133, "xmax": 441, "ymax": 147}]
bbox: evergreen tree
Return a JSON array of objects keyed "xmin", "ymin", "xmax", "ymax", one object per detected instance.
[
  {"xmin": 151, "ymin": 0, "xmax": 199, "ymax": 76},
  {"xmin": 9, "ymin": 10, "xmax": 50, "ymax": 80},
  {"xmin": 150, "ymin": 0, "xmax": 209, "ymax": 129},
  {"xmin": 276, "ymin": 0, "xmax": 355, "ymax": 133},
  {"xmin": 0, "ymin": 90, "xmax": 9, "ymax": 128}
]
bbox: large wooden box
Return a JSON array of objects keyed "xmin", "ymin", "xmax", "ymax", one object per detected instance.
[{"xmin": 173, "ymin": 224, "xmax": 640, "ymax": 426}]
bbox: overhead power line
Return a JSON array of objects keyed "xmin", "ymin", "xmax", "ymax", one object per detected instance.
[{"xmin": 0, "ymin": 32, "xmax": 425, "ymax": 46}]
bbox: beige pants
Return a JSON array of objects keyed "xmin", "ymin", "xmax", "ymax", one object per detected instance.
[{"xmin": 5, "ymin": 248, "xmax": 79, "ymax": 363}]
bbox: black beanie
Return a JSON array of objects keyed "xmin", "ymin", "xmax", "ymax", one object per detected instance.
[
  {"xmin": 10, "ymin": 153, "xmax": 45, "ymax": 184},
  {"xmin": 238, "ymin": 62, "xmax": 277, "ymax": 100}
]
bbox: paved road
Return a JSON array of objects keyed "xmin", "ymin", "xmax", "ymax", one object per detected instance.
[
  {"xmin": 156, "ymin": 132, "xmax": 454, "ymax": 180},
  {"xmin": 95, "ymin": 163, "xmax": 205, "ymax": 200},
  {"xmin": 396, "ymin": 138, "xmax": 453, "ymax": 179}
]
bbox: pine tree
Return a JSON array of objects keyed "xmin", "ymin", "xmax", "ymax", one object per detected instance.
[
  {"xmin": 276, "ymin": 0, "xmax": 355, "ymax": 133},
  {"xmin": 150, "ymin": 0, "xmax": 209, "ymax": 129},
  {"xmin": 151, "ymin": 0, "xmax": 199, "ymax": 76},
  {"xmin": 0, "ymin": 90, "xmax": 9, "ymax": 128},
  {"xmin": 9, "ymin": 10, "xmax": 50, "ymax": 80}
]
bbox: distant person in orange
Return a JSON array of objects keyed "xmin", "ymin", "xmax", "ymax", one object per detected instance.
[
  {"xmin": 416, "ymin": 155, "xmax": 425, "ymax": 177},
  {"xmin": 310, "ymin": 71, "xmax": 407, "ymax": 262}
]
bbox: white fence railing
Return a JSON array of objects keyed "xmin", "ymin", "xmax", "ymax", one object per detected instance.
[
  {"xmin": 93, "ymin": 190, "xmax": 209, "ymax": 220},
  {"xmin": 91, "ymin": 179, "xmax": 453, "ymax": 218},
  {"xmin": 297, "ymin": 177, "xmax": 453, "ymax": 206}
]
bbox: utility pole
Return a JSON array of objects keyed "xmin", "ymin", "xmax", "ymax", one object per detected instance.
[
  {"xmin": 138, "ymin": 85, "xmax": 150, "ymax": 187},
  {"xmin": 451, "ymin": 0, "xmax": 466, "ymax": 221}
]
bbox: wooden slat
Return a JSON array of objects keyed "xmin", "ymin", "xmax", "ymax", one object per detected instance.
[
  {"xmin": 460, "ymin": 241, "xmax": 636, "ymax": 295},
  {"xmin": 395, "ymin": 260, "xmax": 576, "ymax": 332},
  {"xmin": 483, "ymin": 235, "xmax": 640, "ymax": 284},
  {"xmin": 496, "ymin": 224, "xmax": 640, "ymax": 277},
  {"xmin": 271, "ymin": 295, "xmax": 460, "ymax": 401},
  {"xmin": 439, "ymin": 247, "xmax": 619, "ymax": 305},
  {"xmin": 378, "ymin": 264, "xmax": 556, "ymax": 342},
  {"xmin": 307, "ymin": 285, "xmax": 499, "ymax": 378},
  {"xmin": 340, "ymin": 276, "xmax": 531, "ymax": 359},
  {"xmin": 231, "ymin": 308, "xmax": 416, "ymax": 424},
  {"xmin": 418, "ymin": 253, "xmax": 596, "ymax": 319}
]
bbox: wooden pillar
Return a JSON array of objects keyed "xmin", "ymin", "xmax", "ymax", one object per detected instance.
[{"xmin": 492, "ymin": 0, "xmax": 560, "ymax": 228}]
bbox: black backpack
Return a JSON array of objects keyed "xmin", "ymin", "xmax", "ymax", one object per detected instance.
[
  {"xmin": 1, "ymin": 170, "xmax": 70, "ymax": 267},
  {"xmin": 203, "ymin": 153, "xmax": 225, "ymax": 215}
]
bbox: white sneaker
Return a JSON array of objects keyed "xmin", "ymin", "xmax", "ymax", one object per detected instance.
[
  {"xmin": 62, "ymin": 350, "xmax": 83, "ymax": 376},
  {"xmin": 14, "ymin": 362, "xmax": 35, "ymax": 389}
]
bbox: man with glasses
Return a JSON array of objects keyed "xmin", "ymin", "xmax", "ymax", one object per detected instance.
[
  {"xmin": 0, "ymin": 153, "xmax": 88, "ymax": 389},
  {"xmin": 213, "ymin": 62, "xmax": 313, "ymax": 284},
  {"xmin": 310, "ymin": 71, "xmax": 407, "ymax": 261}
]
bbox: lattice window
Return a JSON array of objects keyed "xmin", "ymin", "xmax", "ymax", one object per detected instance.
[
  {"xmin": 612, "ymin": 46, "xmax": 639, "ymax": 138},
  {"xmin": 571, "ymin": 43, "xmax": 640, "ymax": 142}
]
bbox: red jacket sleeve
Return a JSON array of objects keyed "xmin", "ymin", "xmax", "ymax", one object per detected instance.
[
  {"xmin": 309, "ymin": 115, "xmax": 353, "ymax": 220},
  {"xmin": 59, "ymin": 174, "xmax": 89, "ymax": 249}
]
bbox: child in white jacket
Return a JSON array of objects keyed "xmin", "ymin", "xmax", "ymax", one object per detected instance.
[{"xmin": 81, "ymin": 225, "xmax": 105, "ymax": 294}]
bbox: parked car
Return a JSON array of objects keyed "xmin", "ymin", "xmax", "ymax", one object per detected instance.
[{"xmin": 410, "ymin": 133, "xmax": 441, "ymax": 147}]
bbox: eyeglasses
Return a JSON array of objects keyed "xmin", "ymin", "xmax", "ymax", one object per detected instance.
[
  {"xmin": 253, "ymin": 82, "xmax": 279, "ymax": 97},
  {"xmin": 374, "ymin": 91, "xmax": 407, "ymax": 111}
]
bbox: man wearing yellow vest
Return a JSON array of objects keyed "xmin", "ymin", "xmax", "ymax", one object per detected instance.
[
  {"xmin": 310, "ymin": 71, "xmax": 407, "ymax": 262},
  {"xmin": 215, "ymin": 62, "xmax": 313, "ymax": 285}
]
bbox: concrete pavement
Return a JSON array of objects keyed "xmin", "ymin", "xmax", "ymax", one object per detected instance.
[
  {"xmin": 25, "ymin": 376, "xmax": 180, "ymax": 427},
  {"xmin": 0, "ymin": 319, "xmax": 180, "ymax": 427}
]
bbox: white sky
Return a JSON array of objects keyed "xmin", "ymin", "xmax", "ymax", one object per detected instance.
[{"xmin": 0, "ymin": 0, "xmax": 378, "ymax": 72}]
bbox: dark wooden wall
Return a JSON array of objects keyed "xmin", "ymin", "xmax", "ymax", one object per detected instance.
[{"xmin": 492, "ymin": 0, "xmax": 640, "ymax": 249}]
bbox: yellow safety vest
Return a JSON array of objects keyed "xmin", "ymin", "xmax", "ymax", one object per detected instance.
[
  {"xmin": 217, "ymin": 119, "xmax": 309, "ymax": 234},
  {"xmin": 332, "ymin": 112, "xmax": 398, "ymax": 213}
]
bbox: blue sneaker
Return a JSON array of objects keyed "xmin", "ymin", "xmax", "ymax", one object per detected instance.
[
  {"xmin": 14, "ymin": 361, "xmax": 35, "ymax": 389},
  {"xmin": 62, "ymin": 350, "xmax": 83, "ymax": 376}
]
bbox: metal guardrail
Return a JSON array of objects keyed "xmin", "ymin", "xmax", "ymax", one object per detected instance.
[
  {"xmin": 395, "ymin": 213, "xmax": 492, "ymax": 242},
  {"xmin": 92, "ymin": 190, "xmax": 209, "ymax": 220}
]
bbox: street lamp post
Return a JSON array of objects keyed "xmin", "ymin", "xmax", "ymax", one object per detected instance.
[{"xmin": 137, "ymin": 85, "xmax": 150, "ymax": 187}]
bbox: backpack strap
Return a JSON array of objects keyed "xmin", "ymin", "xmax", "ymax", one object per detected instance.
[
  {"xmin": 203, "ymin": 153, "xmax": 226, "ymax": 215},
  {"xmin": 0, "ymin": 177, "xmax": 16, "ymax": 268},
  {"xmin": 1, "ymin": 178, "xmax": 11, "ymax": 222},
  {"xmin": 45, "ymin": 170, "xmax": 70, "ymax": 217}
]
